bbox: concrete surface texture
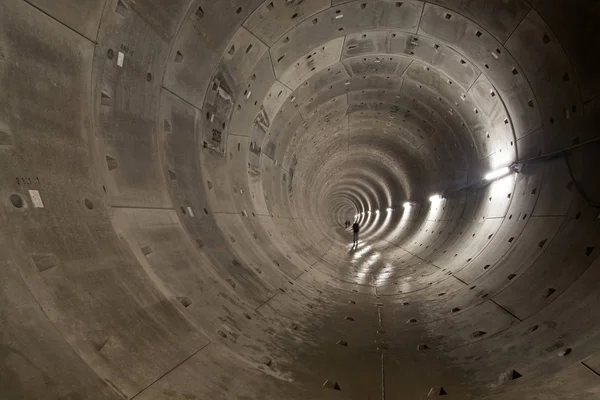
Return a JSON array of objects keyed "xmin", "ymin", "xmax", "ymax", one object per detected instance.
[{"xmin": 1, "ymin": 0, "xmax": 600, "ymax": 399}]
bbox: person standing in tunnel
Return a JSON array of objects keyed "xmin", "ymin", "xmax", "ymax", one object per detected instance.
[{"xmin": 352, "ymin": 221, "xmax": 360, "ymax": 247}]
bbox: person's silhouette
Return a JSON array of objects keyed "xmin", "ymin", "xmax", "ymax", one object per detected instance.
[{"xmin": 352, "ymin": 221, "xmax": 360, "ymax": 247}]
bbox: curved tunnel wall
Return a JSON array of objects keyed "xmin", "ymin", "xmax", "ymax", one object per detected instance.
[{"xmin": 1, "ymin": 0, "xmax": 600, "ymax": 399}]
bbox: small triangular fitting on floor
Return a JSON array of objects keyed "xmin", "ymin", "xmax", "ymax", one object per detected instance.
[
  {"xmin": 336, "ymin": 340, "xmax": 348, "ymax": 347},
  {"xmin": 85, "ymin": 330, "xmax": 109, "ymax": 352},
  {"xmin": 498, "ymin": 369, "xmax": 522, "ymax": 384},
  {"xmin": 471, "ymin": 330, "xmax": 487, "ymax": 338},
  {"xmin": 115, "ymin": 0, "xmax": 128, "ymax": 15},
  {"xmin": 177, "ymin": 297, "xmax": 191, "ymax": 308},
  {"xmin": 322, "ymin": 380, "xmax": 341, "ymax": 390},
  {"xmin": 417, "ymin": 344, "xmax": 430, "ymax": 351},
  {"xmin": 345, "ymin": 316, "xmax": 355, "ymax": 321},
  {"xmin": 141, "ymin": 246, "xmax": 153, "ymax": 256},
  {"xmin": 428, "ymin": 386, "xmax": 447, "ymax": 396},
  {"xmin": 31, "ymin": 254, "xmax": 59, "ymax": 272},
  {"xmin": 259, "ymin": 356, "xmax": 272, "ymax": 366},
  {"xmin": 407, "ymin": 318, "xmax": 417, "ymax": 323},
  {"xmin": 508, "ymin": 370, "xmax": 522, "ymax": 380}
]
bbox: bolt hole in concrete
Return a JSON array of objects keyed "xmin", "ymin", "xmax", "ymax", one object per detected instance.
[
  {"xmin": 10, "ymin": 194, "xmax": 24, "ymax": 208},
  {"xmin": 558, "ymin": 348, "xmax": 572, "ymax": 356},
  {"xmin": 84, "ymin": 199, "xmax": 94, "ymax": 210}
]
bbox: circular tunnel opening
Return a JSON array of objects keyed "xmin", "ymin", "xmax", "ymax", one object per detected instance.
[{"xmin": 1, "ymin": 1, "xmax": 600, "ymax": 399}]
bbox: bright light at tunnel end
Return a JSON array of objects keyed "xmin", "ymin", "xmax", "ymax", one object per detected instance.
[
  {"xmin": 429, "ymin": 194, "xmax": 442, "ymax": 203},
  {"xmin": 403, "ymin": 202, "xmax": 411, "ymax": 208}
]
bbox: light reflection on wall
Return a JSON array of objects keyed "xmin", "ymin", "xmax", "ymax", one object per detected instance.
[
  {"xmin": 365, "ymin": 208, "xmax": 393, "ymax": 241},
  {"xmin": 358, "ymin": 210, "xmax": 371, "ymax": 232},
  {"xmin": 489, "ymin": 173, "xmax": 516, "ymax": 198},
  {"xmin": 362, "ymin": 210, "xmax": 380, "ymax": 237},
  {"xmin": 384, "ymin": 202, "xmax": 412, "ymax": 242},
  {"xmin": 489, "ymin": 151, "xmax": 513, "ymax": 170},
  {"xmin": 427, "ymin": 195, "xmax": 444, "ymax": 221}
]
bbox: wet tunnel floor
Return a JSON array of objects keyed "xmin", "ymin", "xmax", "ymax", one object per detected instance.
[
  {"xmin": 269, "ymin": 295, "xmax": 476, "ymax": 400},
  {"xmin": 247, "ymin": 229, "xmax": 481, "ymax": 400}
]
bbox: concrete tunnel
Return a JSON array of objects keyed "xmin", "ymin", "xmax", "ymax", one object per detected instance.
[{"xmin": 2, "ymin": 0, "xmax": 600, "ymax": 398}]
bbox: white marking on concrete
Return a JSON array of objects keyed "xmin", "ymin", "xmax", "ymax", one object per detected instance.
[
  {"xmin": 29, "ymin": 190, "xmax": 44, "ymax": 208},
  {"xmin": 186, "ymin": 207, "xmax": 194, "ymax": 217},
  {"xmin": 117, "ymin": 51, "xmax": 125, "ymax": 67}
]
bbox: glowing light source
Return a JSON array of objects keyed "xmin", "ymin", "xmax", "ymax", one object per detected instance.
[
  {"xmin": 386, "ymin": 208, "xmax": 393, "ymax": 212},
  {"xmin": 484, "ymin": 166, "xmax": 511, "ymax": 181},
  {"xmin": 429, "ymin": 194, "xmax": 442, "ymax": 203},
  {"xmin": 375, "ymin": 210, "xmax": 380, "ymax": 214},
  {"xmin": 367, "ymin": 210, "xmax": 372, "ymax": 214},
  {"xmin": 403, "ymin": 202, "xmax": 410, "ymax": 208}
]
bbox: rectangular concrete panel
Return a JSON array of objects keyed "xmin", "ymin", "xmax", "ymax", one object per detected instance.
[
  {"xmin": 278, "ymin": 37, "xmax": 345, "ymax": 89},
  {"xmin": 244, "ymin": 0, "xmax": 331, "ymax": 46}
]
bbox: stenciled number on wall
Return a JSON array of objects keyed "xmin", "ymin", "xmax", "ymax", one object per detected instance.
[{"xmin": 16, "ymin": 177, "xmax": 40, "ymax": 185}]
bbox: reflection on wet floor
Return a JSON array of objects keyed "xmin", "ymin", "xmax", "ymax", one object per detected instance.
[
  {"xmin": 273, "ymin": 234, "xmax": 478, "ymax": 399},
  {"xmin": 328, "ymin": 223, "xmax": 425, "ymax": 293}
]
